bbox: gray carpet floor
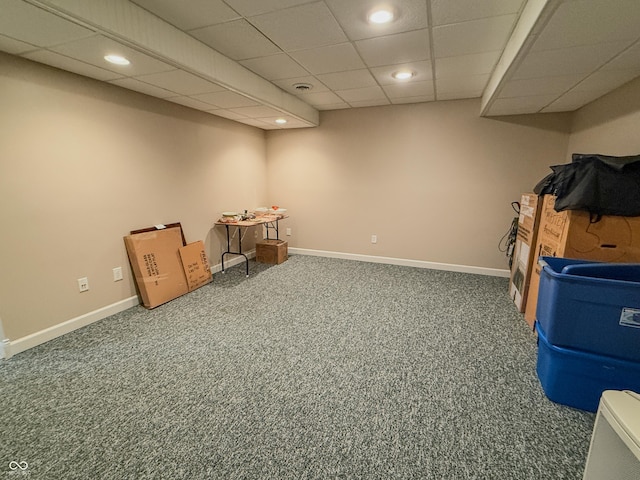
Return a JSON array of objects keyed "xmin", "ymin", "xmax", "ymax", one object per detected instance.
[{"xmin": 1, "ymin": 255, "xmax": 595, "ymax": 479}]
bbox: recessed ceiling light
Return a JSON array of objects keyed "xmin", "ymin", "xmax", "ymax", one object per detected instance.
[
  {"xmin": 104, "ymin": 54, "xmax": 130, "ymax": 66},
  {"xmin": 368, "ymin": 8, "xmax": 394, "ymax": 24},
  {"xmin": 275, "ymin": 118, "xmax": 287, "ymax": 125},
  {"xmin": 392, "ymin": 70, "xmax": 414, "ymax": 80}
]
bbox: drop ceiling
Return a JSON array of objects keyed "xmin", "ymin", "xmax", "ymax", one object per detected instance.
[{"xmin": 1, "ymin": 0, "xmax": 640, "ymax": 129}]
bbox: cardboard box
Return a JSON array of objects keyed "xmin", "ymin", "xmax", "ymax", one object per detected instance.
[
  {"xmin": 179, "ymin": 241, "xmax": 212, "ymax": 292},
  {"xmin": 124, "ymin": 227, "xmax": 189, "ymax": 309},
  {"xmin": 256, "ymin": 239, "xmax": 288, "ymax": 264},
  {"xmin": 509, "ymin": 193, "xmax": 542, "ymax": 312},
  {"xmin": 524, "ymin": 195, "xmax": 640, "ymax": 327}
]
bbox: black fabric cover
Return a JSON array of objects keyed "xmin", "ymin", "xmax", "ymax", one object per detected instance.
[{"xmin": 533, "ymin": 153, "xmax": 640, "ymax": 216}]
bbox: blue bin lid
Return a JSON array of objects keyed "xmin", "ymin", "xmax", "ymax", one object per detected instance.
[{"xmin": 539, "ymin": 256, "xmax": 640, "ymax": 285}]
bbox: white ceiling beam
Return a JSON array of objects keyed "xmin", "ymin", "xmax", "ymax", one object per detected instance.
[{"xmin": 26, "ymin": 0, "xmax": 320, "ymax": 126}]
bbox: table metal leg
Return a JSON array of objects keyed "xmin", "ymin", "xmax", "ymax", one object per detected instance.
[{"xmin": 220, "ymin": 224, "xmax": 250, "ymax": 276}]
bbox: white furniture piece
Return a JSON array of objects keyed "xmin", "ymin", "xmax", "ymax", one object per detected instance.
[{"xmin": 583, "ymin": 390, "xmax": 640, "ymax": 480}]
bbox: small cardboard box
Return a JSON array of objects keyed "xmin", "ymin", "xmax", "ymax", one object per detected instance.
[
  {"xmin": 256, "ymin": 239, "xmax": 288, "ymax": 264},
  {"xmin": 179, "ymin": 241, "xmax": 212, "ymax": 292},
  {"xmin": 524, "ymin": 195, "xmax": 640, "ymax": 327},
  {"xmin": 509, "ymin": 193, "xmax": 542, "ymax": 312},
  {"xmin": 124, "ymin": 227, "xmax": 189, "ymax": 309}
]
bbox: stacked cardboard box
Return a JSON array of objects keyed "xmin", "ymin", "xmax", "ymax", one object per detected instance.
[{"xmin": 523, "ymin": 195, "xmax": 640, "ymax": 327}]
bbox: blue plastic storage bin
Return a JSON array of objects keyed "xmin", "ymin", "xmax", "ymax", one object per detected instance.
[
  {"xmin": 536, "ymin": 256, "xmax": 640, "ymax": 362},
  {"xmin": 535, "ymin": 322, "xmax": 640, "ymax": 412}
]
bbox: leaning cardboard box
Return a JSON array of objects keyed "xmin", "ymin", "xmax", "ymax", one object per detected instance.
[
  {"xmin": 178, "ymin": 241, "xmax": 213, "ymax": 292},
  {"xmin": 124, "ymin": 227, "xmax": 192, "ymax": 309}
]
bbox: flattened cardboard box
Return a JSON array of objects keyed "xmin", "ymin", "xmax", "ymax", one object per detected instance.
[
  {"xmin": 509, "ymin": 193, "xmax": 542, "ymax": 312},
  {"xmin": 179, "ymin": 241, "xmax": 212, "ymax": 292},
  {"xmin": 124, "ymin": 227, "xmax": 188, "ymax": 309},
  {"xmin": 524, "ymin": 194, "xmax": 640, "ymax": 327}
]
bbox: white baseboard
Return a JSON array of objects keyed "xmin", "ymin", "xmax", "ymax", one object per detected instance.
[
  {"xmin": 4, "ymin": 296, "xmax": 140, "ymax": 359},
  {"xmin": 288, "ymin": 248, "xmax": 511, "ymax": 278}
]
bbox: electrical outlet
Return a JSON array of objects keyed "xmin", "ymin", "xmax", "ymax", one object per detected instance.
[
  {"xmin": 286, "ymin": 228, "xmax": 291, "ymax": 236},
  {"xmin": 371, "ymin": 234, "xmax": 377, "ymax": 244},
  {"xmin": 113, "ymin": 267, "xmax": 123, "ymax": 282},
  {"xmin": 78, "ymin": 277, "xmax": 89, "ymax": 292}
]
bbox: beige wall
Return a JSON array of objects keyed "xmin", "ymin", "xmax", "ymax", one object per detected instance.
[
  {"xmin": 0, "ymin": 52, "xmax": 580, "ymax": 348},
  {"xmin": 266, "ymin": 101, "xmax": 570, "ymax": 269},
  {"xmin": 0, "ymin": 53, "xmax": 267, "ymax": 341},
  {"xmin": 568, "ymin": 76, "xmax": 640, "ymax": 157}
]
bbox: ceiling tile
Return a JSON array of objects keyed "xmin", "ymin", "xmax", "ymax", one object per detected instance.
[
  {"xmin": 512, "ymin": 41, "xmax": 633, "ymax": 80},
  {"xmin": 0, "ymin": 34, "xmax": 37, "ymax": 54},
  {"xmin": 272, "ymin": 76, "xmax": 329, "ymax": 95},
  {"xmin": 437, "ymin": 74, "xmax": 490, "ymax": 95},
  {"xmin": 297, "ymin": 91, "xmax": 344, "ymax": 106},
  {"xmin": 572, "ymin": 69, "xmax": 640, "ymax": 94},
  {"xmin": 498, "ymin": 74, "xmax": 585, "ymax": 99},
  {"xmin": 109, "ymin": 77, "xmax": 177, "ymax": 98},
  {"xmin": 316, "ymin": 102, "xmax": 350, "ymax": 110},
  {"xmin": 431, "ymin": 0, "xmax": 524, "ymax": 26},
  {"xmin": 223, "ymin": 0, "xmax": 316, "ymax": 17},
  {"xmin": 189, "ymin": 19, "xmax": 280, "ymax": 61},
  {"xmin": 487, "ymin": 94, "xmax": 560, "ymax": 115},
  {"xmin": 249, "ymin": 2, "xmax": 347, "ymax": 51},
  {"xmin": 531, "ymin": 0, "xmax": 640, "ymax": 52},
  {"xmin": 336, "ymin": 86, "xmax": 387, "ymax": 103},
  {"xmin": 370, "ymin": 61, "xmax": 433, "ymax": 86},
  {"xmin": 208, "ymin": 109, "xmax": 249, "ymax": 120},
  {"xmin": 51, "ymin": 35, "xmax": 175, "ymax": 76},
  {"xmin": 235, "ymin": 117, "xmax": 273, "ymax": 128},
  {"xmin": 134, "ymin": 69, "xmax": 225, "ymax": 95},
  {"xmin": 228, "ymin": 105, "xmax": 284, "ymax": 118},
  {"xmin": 348, "ymin": 98, "xmax": 390, "ymax": 108},
  {"xmin": 240, "ymin": 53, "xmax": 309, "ymax": 80},
  {"xmin": 432, "ymin": 15, "xmax": 517, "ymax": 58},
  {"xmin": 601, "ymin": 41, "xmax": 640, "ymax": 71},
  {"xmin": 383, "ymin": 81, "xmax": 435, "ymax": 99},
  {"xmin": 0, "ymin": 0, "xmax": 93, "ymax": 47},
  {"xmin": 132, "ymin": 0, "xmax": 240, "ymax": 30},
  {"xmin": 435, "ymin": 51, "xmax": 501, "ymax": 78},
  {"xmin": 325, "ymin": 0, "xmax": 428, "ymax": 41},
  {"xmin": 437, "ymin": 91, "xmax": 482, "ymax": 101},
  {"xmin": 316, "ymin": 69, "xmax": 376, "ymax": 90},
  {"xmin": 23, "ymin": 49, "xmax": 123, "ymax": 81},
  {"xmin": 191, "ymin": 90, "xmax": 260, "ymax": 108},
  {"xmin": 355, "ymin": 29, "xmax": 430, "ymax": 68},
  {"xmin": 166, "ymin": 96, "xmax": 221, "ymax": 111},
  {"xmin": 289, "ymin": 43, "xmax": 365, "ymax": 74},
  {"xmin": 540, "ymin": 90, "xmax": 602, "ymax": 113},
  {"xmin": 391, "ymin": 95, "xmax": 434, "ymax": 104}
]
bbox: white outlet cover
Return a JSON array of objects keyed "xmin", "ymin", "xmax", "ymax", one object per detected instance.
[
  {"xmin": 78, "ymin": 277, "xmax": 89, "ymax": 292},
  {"xmin": 113, "ymin": 267, "xmax": 123, "ymax": 281}
]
